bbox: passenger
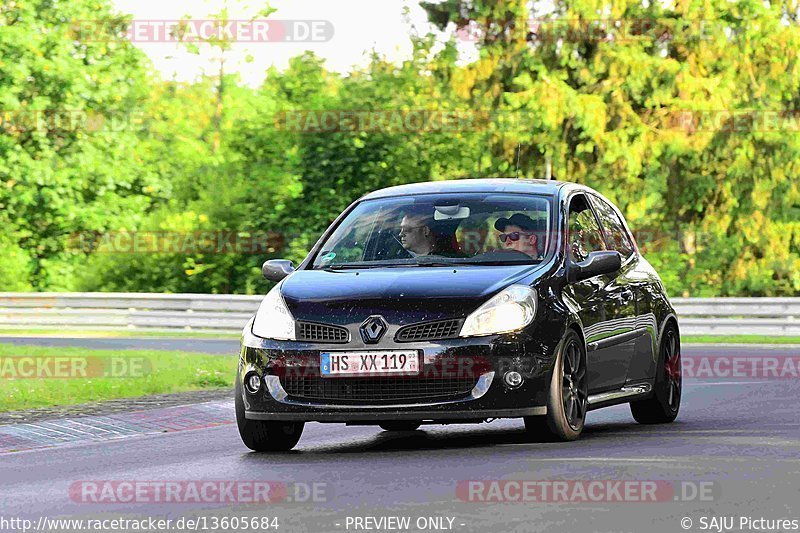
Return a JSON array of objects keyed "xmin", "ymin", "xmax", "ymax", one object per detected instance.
[{"xmin": 494, "ymin": 213, "xmax": 543, "ymax": 259}]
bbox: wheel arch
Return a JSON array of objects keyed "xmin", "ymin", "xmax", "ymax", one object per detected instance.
[
  {"xmin": 567, "ymin": 321, "xmax": 585, "ymax": 348},
  {"xmin": 658, "ymin": 313, "xmax": 680, "ymax": 350}
]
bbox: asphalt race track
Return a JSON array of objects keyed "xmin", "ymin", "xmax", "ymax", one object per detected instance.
[{"xmin": 0, "ymin": 342, "xmax": 798, "ymax": 532}]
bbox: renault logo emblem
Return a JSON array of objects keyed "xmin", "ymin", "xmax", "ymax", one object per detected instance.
[{"xmin": 360, "ymin": 316, "xmax": 388, "ymax": 344}]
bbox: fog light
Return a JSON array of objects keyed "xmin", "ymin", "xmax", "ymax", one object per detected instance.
[
  {"xmin": 245, "ymin": 372, "xmax": 261, "ymax": 393},
  {"xmin": 503, "ymin": 370, "xmax": 523, "ymax": 389}
]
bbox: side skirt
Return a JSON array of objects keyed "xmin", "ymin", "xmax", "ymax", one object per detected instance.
[{"xmin": 587, "ymin": 383, "xmax": 652, "ymax": 411}]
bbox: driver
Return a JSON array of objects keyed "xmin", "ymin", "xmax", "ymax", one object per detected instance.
[
  {"xmin": 494, "ymin": 213, "xmax": 543, "ymax": 259},
  {"xmin": 399, "ymin": 213, "xmax": 437, "ymax": 256}
]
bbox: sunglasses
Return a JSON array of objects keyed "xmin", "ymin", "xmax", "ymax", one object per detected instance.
[{"xmin": 499, "ymin": 231, "xmax": 534, "ymax": 243}]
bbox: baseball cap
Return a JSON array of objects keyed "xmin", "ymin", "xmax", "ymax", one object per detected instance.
[{"xmin": 494, "ymin": 213, "xmax": 538, "ymax": 232}]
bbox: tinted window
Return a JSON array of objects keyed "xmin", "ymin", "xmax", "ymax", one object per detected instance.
[
  {"xmin": 567, "ymin": 194, "xmax": 606, "ymax": 262},
  {"xmin": 590, "ymin": 195, "xmax": 635, "ymax": 259}
]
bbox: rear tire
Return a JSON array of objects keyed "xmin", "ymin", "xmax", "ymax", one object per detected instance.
[
  {"xmin": 379, "ymin": 422, "xmax": 421, "ymax": 431},
  {"xmin": 524, "ymin": 329, "xmax": 587, "ymax": 442},
  {"xmin": 630, "ymin": 324, "xmax": 681, "ymax": 424},
  {"xmin": 235, "ymin": 379, "xmax": 304, "ymax": 451}
]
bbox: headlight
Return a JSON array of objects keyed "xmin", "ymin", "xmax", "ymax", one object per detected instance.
[
  {"xmin": 252, "ymin": 283, "xmax": 296, "ymax": 340},
  {"xmin": 459, "ymin": 285, "xmax": 537, "ymax": 337}
]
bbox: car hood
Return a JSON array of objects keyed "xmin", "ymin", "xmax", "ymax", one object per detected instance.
[{"xmin": 280, "ymin": 264, "xmax": 544, "ymax": 326}]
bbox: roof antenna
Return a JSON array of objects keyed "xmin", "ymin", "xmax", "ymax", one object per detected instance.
[
  {"xmin": 515, "ymin": 143, "xmax": 522, "ymax": 178},
  {"xmin": 545, "ymin": 153, "xmax": 553, "ymax": 180}
]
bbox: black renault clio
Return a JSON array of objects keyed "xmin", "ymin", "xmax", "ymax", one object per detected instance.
[{"xmin": 236, "ymin": 179, "xmax": 681, "ymax": 451}]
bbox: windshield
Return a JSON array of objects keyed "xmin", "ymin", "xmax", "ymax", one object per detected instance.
[{"xmin": 311, "ymin": 193, "xmax": 554, "ymax": 269}]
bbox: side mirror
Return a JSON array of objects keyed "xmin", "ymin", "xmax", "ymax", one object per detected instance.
[
  {"xmin": 262, "ymin": 259, "xmax": 295, "ymax": 282},
  {"xmin": 568, "ymin": 251, "xmax": 622, "ymax": 283}
]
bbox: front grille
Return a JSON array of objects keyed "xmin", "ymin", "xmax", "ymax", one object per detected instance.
[
  {"xmin": 296, "ymin": 321, "xmax": 349, "ymax": 343},
  {"xmin": 279, "ymin": 375, "xmax": 478, "ymax": 404},
  {"xmin": 395, "ymin": 319, "xmax": 463, "ymax": 342}
]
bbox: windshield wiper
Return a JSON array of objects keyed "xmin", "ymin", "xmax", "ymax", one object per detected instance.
[
  {"xmin": 320, "ymin": 260, "xmax": 454, "ymax": 270},
  {"xmin": 319, "ymin": 263, "xmax": 379, "ymax": 270},
  {"xmin": 455, "ymin": 259, "xmax": 541, "ymax": 266},
  {"xmin": 412, "ymin": 260, "xmax": 459, "ymax": 267}
]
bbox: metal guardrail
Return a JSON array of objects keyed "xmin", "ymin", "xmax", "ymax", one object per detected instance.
[
  {"xmin": 0, "ymin": 293, "xmax": 261, "ymax": 334},
  {"xmin": 671, "ymin": 297, "xmax": 800, "ymax": 336},
  {"xmin": 0, "ymin": 293, "xmax": 798, "ymax": 336}
]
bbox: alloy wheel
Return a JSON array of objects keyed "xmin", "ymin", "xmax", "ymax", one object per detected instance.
[
  {"xmin": 562, "ymin": 340, "xmax": 588, "ymax": 430},
  {"xmin": 663, "ymin": 329, "xmax": 682, "ymax": 412}
]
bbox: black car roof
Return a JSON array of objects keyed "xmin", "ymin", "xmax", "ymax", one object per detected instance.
[{"xmin": 359, "ymin": 178, "xmax": 585, "ymax": 200}]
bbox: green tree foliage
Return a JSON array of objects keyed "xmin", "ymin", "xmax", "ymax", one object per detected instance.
[
  {"xmin": 0, "ymin": 0, "xmax": 154, "ymax": 289},
  {"xmin": 421, "ymin": 0, "xmax": 800, "ymax": 295},
  {"xmin": 1, "ymin": 0, "xmax": 798, "ymax": 295}
]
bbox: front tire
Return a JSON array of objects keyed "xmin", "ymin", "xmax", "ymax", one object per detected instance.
[
  {"xmin": 235, "ymin": 379, "xmax": 304, "ymax": 451},
  {"xmin": 630, "ymin": 324, "xmax": 681, "ymax": 424},
  {"xmin": 524, "ymin": 329, "xmax": 587, "ymax": 441}
]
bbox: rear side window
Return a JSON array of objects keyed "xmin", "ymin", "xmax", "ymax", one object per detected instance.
[{"xmin": 589, "ymin": 195, "xmax": 635, "ymax": 260}]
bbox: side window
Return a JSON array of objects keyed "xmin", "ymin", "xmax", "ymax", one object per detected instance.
[
  {"xmin": 589, "ymin": 195, "xmax": 635, "ymax": 260},
  {"xmin": 567, "ymin": 194, "xmax": 606, "ymax": 262}
]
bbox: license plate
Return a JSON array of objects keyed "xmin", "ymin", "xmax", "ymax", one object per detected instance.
[{"xmin": 320, "ymin": 351, "xmax": 420, "ymax": 377}]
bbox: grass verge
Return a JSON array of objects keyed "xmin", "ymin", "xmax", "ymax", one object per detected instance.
[
  {"xmin": 0, "ymin": 329, "xmax": 240, "ymax": 339},
  {"xmin": 0, "ymin": 343, "xmax": 237, "ymax": 412}
]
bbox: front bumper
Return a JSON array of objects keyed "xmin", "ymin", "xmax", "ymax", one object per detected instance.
[{"xmin": 238, "ymin": 321, "xmax": 557, "ymax": 423}]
